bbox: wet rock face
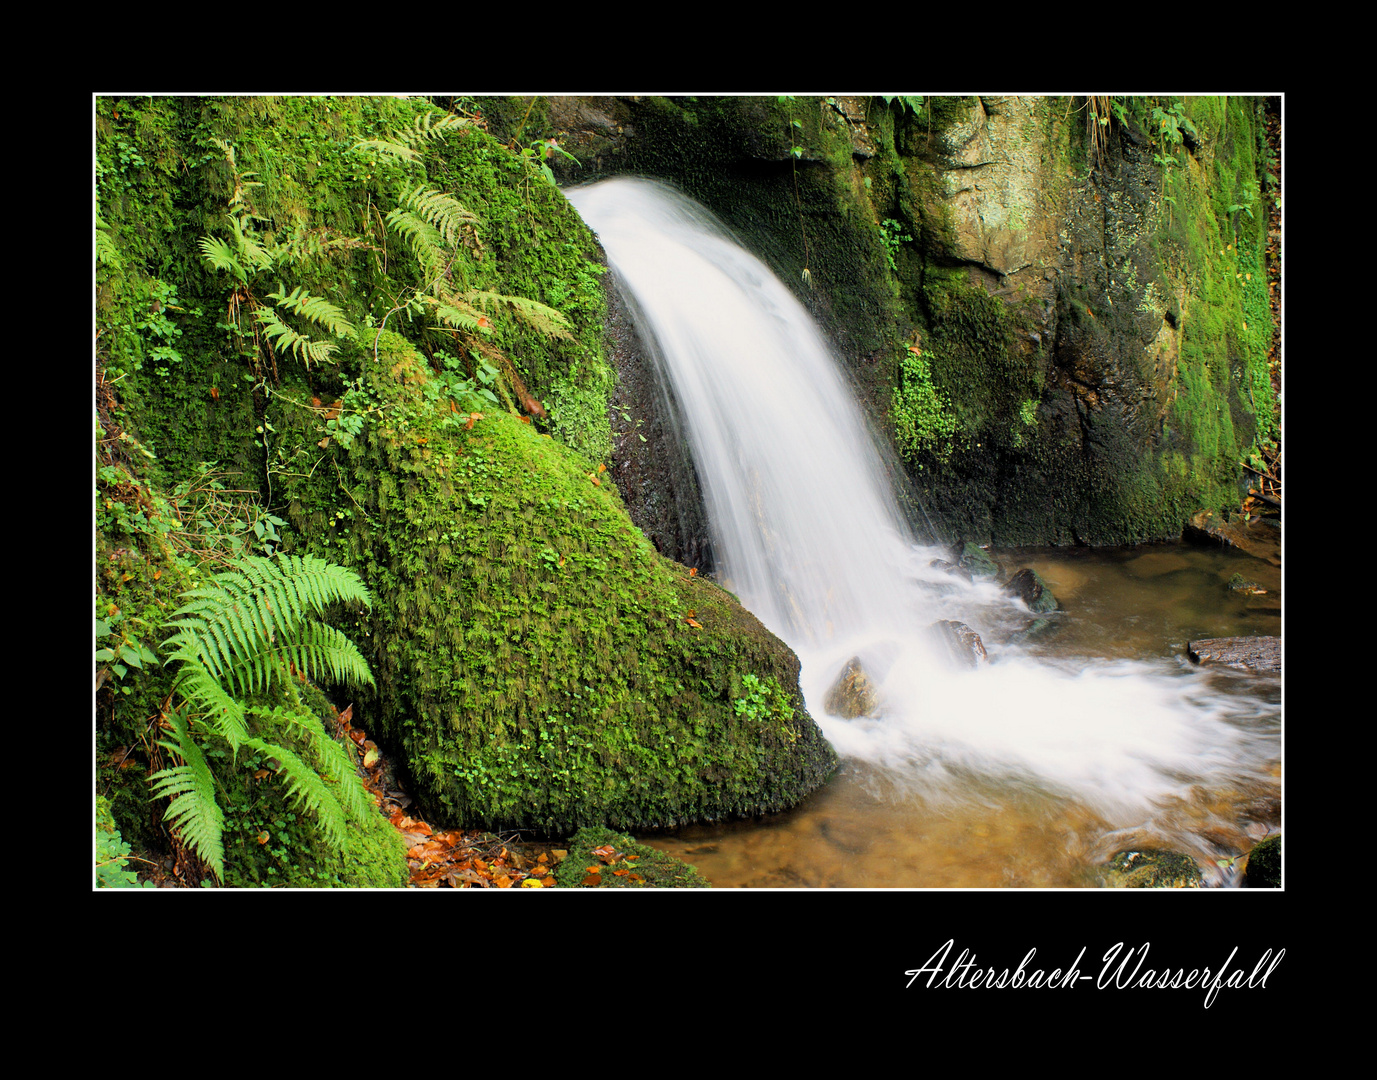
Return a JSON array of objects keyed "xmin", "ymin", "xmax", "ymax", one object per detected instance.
[
  {"xmin": 1187, "ymin": 636, "xmax": 1280, "ymax": 673},
  {"xmin": 601, "ymin": 275, "xmax": 715, "ymax": 573},
  {"xmin": 823, "ymin": 656, "xmax": 881, "ymax": 719}
]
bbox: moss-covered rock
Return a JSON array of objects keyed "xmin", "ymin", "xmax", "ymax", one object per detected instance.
[
  {"xmin": 1244, "ymin": 834, "xmax": 1280, "ymax": 888},
  {"xmin": 1099, "ymin": 848, "xmax": 1204, "ymax": 888},
  {"xmin": 280, "ymin": 331, "xmax": 836, "ymax": 834},
  {"xmin": 555, "ymin": 826, "xmax": 711, "ymax": 888}
]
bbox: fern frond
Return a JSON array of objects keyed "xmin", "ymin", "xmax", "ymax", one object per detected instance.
[
  {"xmin": 231, "ymin": 215, "xmax": 275, "ymax": 275},
  {"xmin": 352, "ymin": 137, "xmax": 421, "ymax": 162},
  {"xmin": 421, "ymin": 295, "xmax": 488, "ymax": 333},
  {"xmin": 245, "ymin": 736, "xmax": 350, "ymax": 851},
  {"xmin": 96, "ymin": 217, "xmax": 122, "ymax": 270},
  {"xmin": 166, "ymin": 657, "xmax": 251, "ymax": 748},
  {"xmin": 385, "ymin": 208, "xmax": 450, "ymax": 288},
  {"xmin": 199, "ymin": 236, "xmax": 247, "ymax": 283},
  {"xmin": 254, "ymin": 307, "xmax": 338, "ymax": 367},
  {"xmin": 265, "ymin": 707, "xmax": 373, "ymax": 825},
  {"xmin": 150, "ymin": 707, "xmax": 226, "ymax": 880},
  {"xmin": 268, "ymin": 285, "xmax": 355, "ymax": 339},
  {"xmin": 164, "ymin": 555, "xmax": 373, "ymax": 705},
  {"xmin": 407, "ymin": 110, "xmax": 472, "ymax": 144},
  {"xmin": 271, "ymin": 621, "xmax": 375, "ymax": 690},
  {"xmin": 467, "ymin": 290, "xmax": 573, "ymax": 340},
  {"xmin": 399, "ymin": 186, "xmax": 481, "ymax": 247}
]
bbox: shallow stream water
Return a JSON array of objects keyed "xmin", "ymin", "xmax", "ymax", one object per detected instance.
[{"xmin": 640, "ymin": 533, "xmax": 1280, "ymax": 888}]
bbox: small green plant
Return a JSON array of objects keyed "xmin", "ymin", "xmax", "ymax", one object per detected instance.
[
  {"xmin": 879, "ymin": 218, "xmax": 912, "ymax": 273},
  {"xmin": 96, "ymin": 795, "xmax": 155, "ymax": 888},
  {"xmin": 96, "ymin": 611, "xmax": 160, "ymax": 695},
  {"xmin": 734, "ymin": 673, "xmax": 795, "ymax": 725},
  {"xmin": 891, "ymin": 346, "xmax": 958, "ymax": 466},
  {"xmin": 521, "ymin": 138, "xmax": 580, "ymax": 186}
]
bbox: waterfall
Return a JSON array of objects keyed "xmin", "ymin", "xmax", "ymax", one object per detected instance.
[{"xmin": 568, "ymin": 178, "xmax": 1279, "ymax": 822}]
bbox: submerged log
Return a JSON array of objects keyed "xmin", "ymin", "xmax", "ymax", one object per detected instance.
[{"xmin": 1187, "ymin": 636, "xmax": 1280, "ymax": 672}]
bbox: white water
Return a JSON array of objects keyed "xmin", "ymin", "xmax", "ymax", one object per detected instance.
[{"xmin": 568, "ymin": 178, "xmax": 1279, "ymax": 828}]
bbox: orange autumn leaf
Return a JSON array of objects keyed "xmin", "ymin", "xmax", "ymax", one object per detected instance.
[
  {"xmin": 257, "ymin": 831, "xmax": 270, "ymax": 845},
  {"xmin": 494, "ymin": 875, "xmax": 513, "ymax": 888},
  {"xmin": 612, "ymin": 869, "xmax": 630, "ymax": 877},
  {"xmin": 686, "ymin": 617, "xmax": 702, "ymax": 629},
  {"xmin": 581, "ymin": 874, "xmax": 602, "ymax": 887},
  {"xmin": 688, "ymin": 567, "xmax": 697, "ymax": 576},
  {"xmin": 598, "ymin": 463, "xmax": 606, "ymax": 474}
]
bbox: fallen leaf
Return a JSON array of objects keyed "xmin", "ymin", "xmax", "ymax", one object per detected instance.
[
  {"xmin": 257, "ymin": 831, "xmax": 270, "ymax": 845},
  {"xmin": 581, "ymin": 873, "xmax": 602, "ymax": 887},
  {"xmin": 522, "ymin": 877, "xmax": 545, "ymax": 887},
  {"xmin": 363, "ymin": 747, "xmax": 380, "ymax": 768}
]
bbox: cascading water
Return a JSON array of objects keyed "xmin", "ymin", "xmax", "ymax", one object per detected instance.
[{"xmin": 568, "ymin": 178, "xmax": 1280, "ymax": 885}]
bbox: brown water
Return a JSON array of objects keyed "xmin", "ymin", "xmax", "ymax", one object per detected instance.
[{"xmin": 640, "ymin": 530, "xmax": 1281, "ymax": 889}]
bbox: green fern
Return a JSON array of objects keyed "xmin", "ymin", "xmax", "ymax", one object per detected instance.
[
  {"xmin": 267, "ymin": 284, "xmax": 355, "ymax": 340},
  {"xmin": 149, "ymin": 706, "xmax": 227, "ymax": 879},
  {"xmin": 468, "ymin": 290, "xmax": 572, "ymax": 340},
  {"xmin": 353, "ymin": 109, "xmax": 472, "ymax": 163},
  {"xmin": 253, "ymin": 306, "xmax": 340, "ymax": 368},
  {"xmin": 153, "ymin": 554, "xmax": 375, "ymax": 882}
]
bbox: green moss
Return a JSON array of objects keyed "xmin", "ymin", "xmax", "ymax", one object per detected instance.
[
  {"xmin": 1245, "ymin": 834, "xmax": 1280, "ymax": 888},
  {"xmin": 555, "ymin": 826, "xmax": 711, "ymax": 888}
]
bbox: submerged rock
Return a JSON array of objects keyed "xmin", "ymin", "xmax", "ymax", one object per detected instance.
[
  {"xmin": 1004, "ymin": 567, "xmax": 1060, "ymax": 613},
  {"xmin": 928, "ymin": 620, "xmax": 989, "ymax": 669},
  {"xmin": 1187, "ymin": 636, "xmax": 1281, "ymax": 672},
  {"xmin": 823, "ymin": 656, "xmax": 881, "ymax": 719},
  {"xmin": 1244, "ymin": 834, "xmax": 1281, "ymax": 888},
  {"xmin": 1226, "ymin": 572, "xmax": 1267, "ymax": 595},
  {"xmin": 1099, "ymin": 848, "xmax": 1204, "ymax": 888}
]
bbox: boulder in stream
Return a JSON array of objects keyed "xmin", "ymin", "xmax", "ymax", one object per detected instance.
[
  {"xmin": 1004, "ymin": 567, "xmax": 1061, "ymax": 613},
  {"xmin": 1099, "ymin": 848, "xmax": 1204, "ymax": 888},
  {"xmin": 823, "ymin": 656, "xmax": 881, "ymax": 719},
  {"xmin": 1187, "ymin": 636, "xmax": 1280, "ymax": 673}
]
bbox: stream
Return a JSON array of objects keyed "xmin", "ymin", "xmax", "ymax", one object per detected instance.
[{"xmin": 567, "ymin": 178, "xmax": 1282, "ymax": 889}]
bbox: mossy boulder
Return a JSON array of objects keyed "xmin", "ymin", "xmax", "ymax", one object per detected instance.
[
  {"xmin": 556, "ymin": 826, "xmax": 711, "ymax": 888},
  {"xmin": 284, "ymin": 332, "xmax": 836, "ymax": 834},
  {"xmin": 1099, "ymin": 848, "xmax": 1204, "ymax": 888},
  {"xmin": 1245, "ymin": 834, "xmax": 1280, "ymax": 888}
]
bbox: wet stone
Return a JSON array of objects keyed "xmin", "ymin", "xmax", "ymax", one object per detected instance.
[{"xmin": 823, "ymin": 656, "xmax": 881, "ymax": 719}]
